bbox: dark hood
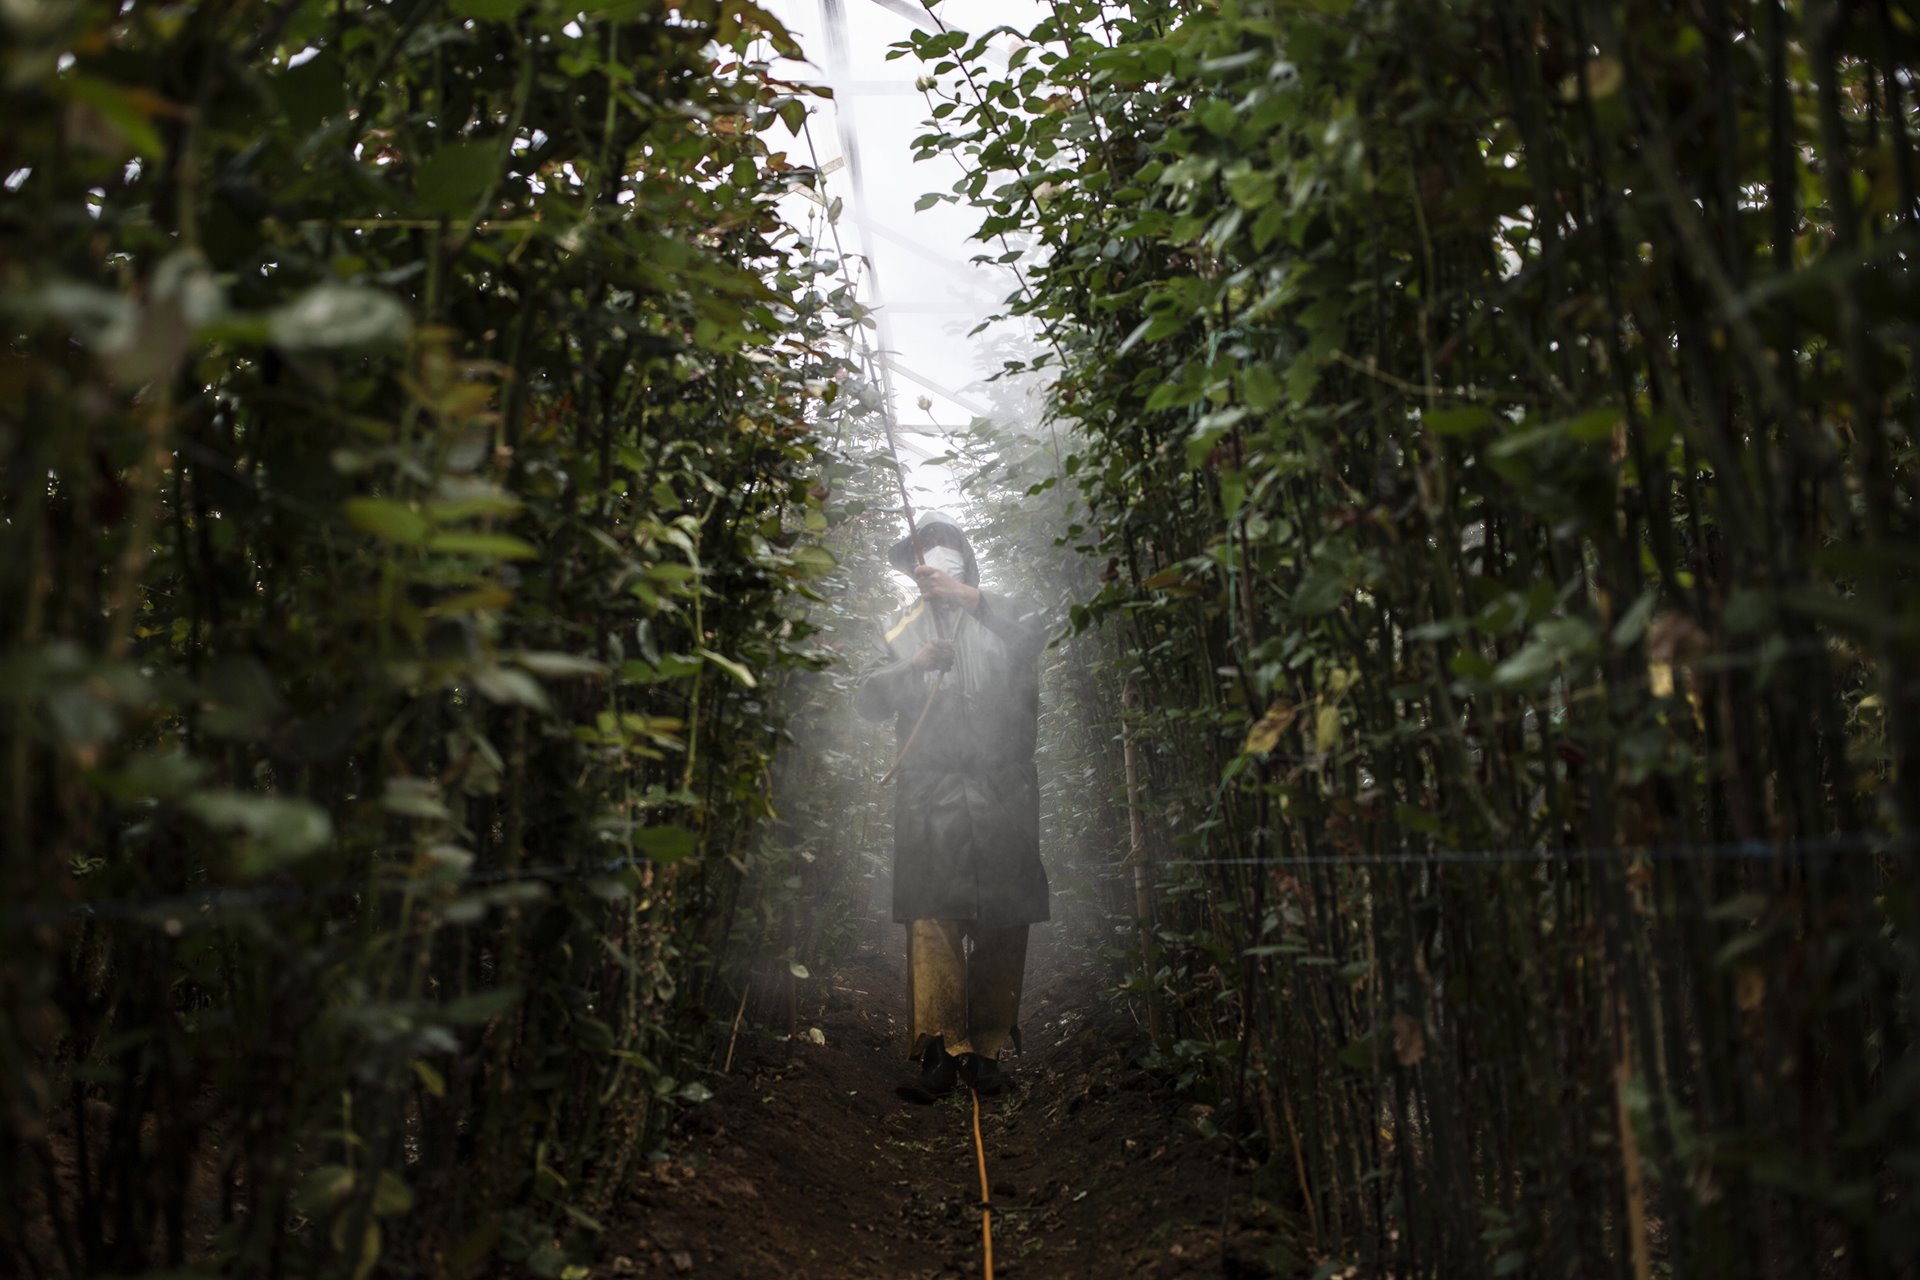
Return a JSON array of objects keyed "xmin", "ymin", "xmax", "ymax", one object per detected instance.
[{"xmin": 886, "ymin": 510, "xmax": 979, "ymax": 586}]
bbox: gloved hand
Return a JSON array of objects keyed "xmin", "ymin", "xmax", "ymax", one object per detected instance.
[
  {"xmin": 910, "ymin": 638, "xmax": 955, "ymax": 672},
  {"xmin": 912, "ymin": 564, "xmax": 982, "ymax": 612}
]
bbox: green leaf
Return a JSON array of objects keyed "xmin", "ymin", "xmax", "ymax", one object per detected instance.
[
  {"xmin": 1335, "ymin": 1032, "xmax": 1377, "ymax": 1069},
  {"xmin": 381, "ymin": 778, "xmax": 451, "ymax": 821},
  {"xmin": 785, "ymin": 545, "xmax": 837, "ymax": 580},
  {"xmin": 409, "ymin": 1059, "xmax": 447, "ymax": 1098},
  {"xmin": 1493, "ymin": 641, "xmax": 1560, "ymax": 688},
  {"xmin": 1449, "ymin": 648, "xmax": 1496, "ymax": 682},
  {"xmin": 414, "ymin": 140, "xmax": 500, "ymax": 219},
  {"xmin": 353, "ymin": 1220, "xmax": 382, "ymax": 1280},
  {"xmin": 97, "ymin": 751, "xmax": 207, "ymax": 802},
  {"xmin": 345, "ymin": 498, "xmax": 430, "ymax": 544},
  {"xmin": 275, "ymin": 53, "xmax": 346, "ymax": 133},
  {"xmin": 527, "ymin": 1243, "xmax": 568, "ymax": 1280},
  {"xmin": 1238, "ymin": 364, "xmax": 1281, "ymax": 411},
  {"xmin": 1716, "ymin": 926, "xmax": 1777, "ymax": 968},
  {"xmin": 1611, "ymin": 590, "xmax": 1658, "ymax": 647},
  {"xmin": 1493, "ymin": 618, "xmax": 1597, "ymax": 688},
  {"xmin": 1313, "ymin": 703, "xmax": 1341, "ymax": 755},
  {"xmin": 1194, "ymin": 98, "xmax": 1237, "ymax": 138},
  {"xmin": 634, "ymin": 825, "xmax": 699, "ymax": 863},
  {"xmin": 427, "ymin": 531, "xmax": 538, "ymax": 560},
  {"xmin": 645, "ymin": 562, "xmax": 700, "ymax": 586},
  {"xmin": 46, "ymin": 683, "xmax": 119, "ymax": 746},
  {"xmin": 471, "ymin": 666, "xmax": 551, "ymax": 710},
  {"xmin": 510, "ymin": 651, "xmax": 606, "ymax": 677},
  {"xmin": 1423, "ymin": 406, "xmax": 1492, "ymax": 436},
  {"xmin": 694, "ymin": 647, "xmax": 758, "ymax": 688},
  {"xmin": 425, "ymin": 487, "xmax": 522, "ymax": 522},
  {"xmin": 442, "ymin": 985, "xmax": 524, "ymax": 1025},
  {"xmin": 1285, "ymin": 347, "xmax": 1322, "ymax": 404},
  {"xmin": 293, "ymin": 1164, "xmax": 355, "ymax": 1218},
  {"xmin": 1251, "ymin": 204, "xmax": 1288, "ymax": 252},
  {"xmin": 63, "ymin": 75, "xmax": 166, "ymax": 159},
  {"xmin": 1491, "ymin": 404, "xmax": 1621, "ymax": 457},
  {"xmin": 449, "ymin": 0, "xmax": 523, "ymax": 16},
  {"xmin": 183, "ymin": 790, "xmax": 333, "ymax": 870},
  {"xmin": 201, "ymin": 654, "xmax": 284, "ymax": 740},
  {"xmin": 1292, "ymin": 555, "xmax": 1351, "ymax": 616},
  {"xmin": 622, "ymin": 654, "xmax": 703, "ymax": 684},
  {"xmin": 372, "ymin": 1170, "xmax": 414, "ymax": 1217},
  {"xmin": 270, "ymin": 285, "xmax": 409, "ymax": 350}
]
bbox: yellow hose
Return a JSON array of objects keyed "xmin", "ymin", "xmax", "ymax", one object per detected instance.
[{"xmin": 970, "ymin": 1084, "xmax": 995, "ymax": 1280}]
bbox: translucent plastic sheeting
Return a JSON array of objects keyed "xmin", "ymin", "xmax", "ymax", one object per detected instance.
[{"xmin": 761, "ymin": 0, "xmax": 1048, "ymax": 516}]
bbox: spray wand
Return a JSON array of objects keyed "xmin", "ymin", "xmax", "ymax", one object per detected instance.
[{"xmin": 878, "ymin": 407, "xmax": 951, "ymax": 786}]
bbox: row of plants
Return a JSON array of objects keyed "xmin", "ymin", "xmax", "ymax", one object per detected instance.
[
  {"xmin": 910, "ymin": 0, "xmax": 1919, "ymax": 1274},
  {"xmin": 0, "ymin": 1, "xmax": 887, "ymax": 1275}
]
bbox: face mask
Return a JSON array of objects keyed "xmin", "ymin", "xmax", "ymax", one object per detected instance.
[{"xmin": 922, "ymin": 545, "xmax": 967, "ymax": 580}]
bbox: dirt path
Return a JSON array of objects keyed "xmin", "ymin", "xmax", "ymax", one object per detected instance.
[{"xmin": 599, "ymin": 920, "xmax": 1295, "ymax": 1279}]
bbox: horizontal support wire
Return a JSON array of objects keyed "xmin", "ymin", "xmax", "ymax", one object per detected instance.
[
  {"xmin": 1163, "ymin": 832, "xmax": 1912, "ymax": 870},
  {"xmin": 11, "ymin": 832, "xmax": 1907, "ymax": 933},
  {"xmin": 13, "ymin": 627, "xmax": 1885, "ymax": 929},
  {"xmin": 2, "ymin": 855, "xmax": 650, "ymax": 930}
]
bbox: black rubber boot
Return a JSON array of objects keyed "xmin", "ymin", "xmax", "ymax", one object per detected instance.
[
  {"xmin": 959, "ymin": 1053, "xmax": 1010, "ymax": 1096},
  {"xmin": 896, "ymin": 1040, "xmax": 958, "ymax": 1105}
]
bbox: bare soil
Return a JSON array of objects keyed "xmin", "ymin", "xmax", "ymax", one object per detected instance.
[{"xmin": 598, "ymin": 920, "xmax": 1300, "ymax": 1279}]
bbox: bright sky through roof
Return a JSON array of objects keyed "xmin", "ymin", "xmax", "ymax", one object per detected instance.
[{"xmin": 761, "ymin": 0, "xmax": 1048, "ymax": 521}]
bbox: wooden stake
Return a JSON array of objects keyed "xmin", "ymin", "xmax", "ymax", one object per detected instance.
[
  {"xmin": 722, "ymin": 980, "xmax": 750, "ymax": 1074},
  {"xmin": 1121, "ymin": 679, "xmax": 1160, "ymax": 1040},
  {"xmin": 1616, "ymin": 1008, "xmax": 1652, "ymax": 1280}
]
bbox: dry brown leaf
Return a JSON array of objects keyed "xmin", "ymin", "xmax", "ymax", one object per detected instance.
[
  {"xmin": 1646, "ymin": 612, "xmax": 1709, "ymax": 664},
  {"xmin": 1391, "ymin": 1012, "xmax": 1426, "ymax": 1067},
  {"xmin": 1244, "ymin": 699, "xmax": 1300, "ymax": 755}
]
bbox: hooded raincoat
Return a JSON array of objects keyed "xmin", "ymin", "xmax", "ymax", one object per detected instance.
[{"xmin": 855, "ymin": 516, "xmax": 1050, "ymax": 928}]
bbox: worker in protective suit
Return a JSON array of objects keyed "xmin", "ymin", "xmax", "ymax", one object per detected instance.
[{"xmin": 854, "ymin": 511, "xmax": 1049, "ymax": 1102}]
